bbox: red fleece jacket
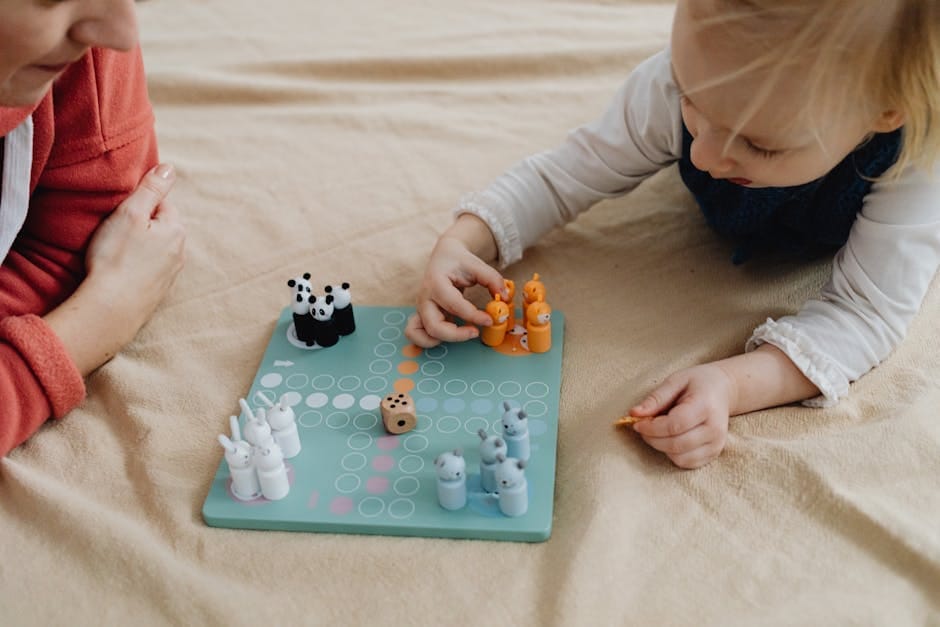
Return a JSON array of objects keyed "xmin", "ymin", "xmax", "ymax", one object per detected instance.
[{"xmin": 0, "ymin": 47, "xmax": 157, "ymax": 456}]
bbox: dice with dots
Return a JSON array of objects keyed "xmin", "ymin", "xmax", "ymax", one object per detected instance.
[{"xmin": 380, "ymin": 392, "xmax": 417, "ymax": 435}]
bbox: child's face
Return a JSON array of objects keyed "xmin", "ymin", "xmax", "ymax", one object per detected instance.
[
  {"xmin": 671, "ymin": 0, "xmax": 882, "ymax": 188},
  {"xmin": 0, "ymin": 0, "xmax": 138, "ymax": 107}
]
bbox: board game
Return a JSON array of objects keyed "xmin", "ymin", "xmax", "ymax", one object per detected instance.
[{"xmin": 202, "ymin": 297, "xmax": 564, "ymax": 542}]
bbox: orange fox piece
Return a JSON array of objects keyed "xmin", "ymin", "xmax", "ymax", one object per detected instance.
[
  {"xmin": 525, "ymin": 297, "xmax": 552, "ymax": 353},
  {"xmin": 380, "ymin": 392, "xmax": 417, "ymax": 434},
  {"xmin": 498, "ymin": 279, "xmax": 517, "ymax": 332},
  {"xmin": 522, "ymin": 273, "xmax": 546, "ymax": 327},
  {"xmin": 482, "ymin": 294, "xmax": 511, "ymax": 347}
]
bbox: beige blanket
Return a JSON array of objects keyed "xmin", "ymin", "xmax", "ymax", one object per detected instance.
[{"xmin": 3, "ymin": 1, "xmax": 938, "ymax": 624}]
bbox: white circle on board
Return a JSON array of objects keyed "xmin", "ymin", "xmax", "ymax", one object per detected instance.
[
  {"xmin": 403, "ymin": 434, "xmax": 429, "ymax": 453},
  {"xmin": 388, "ymin": 498, "xmax": 416, "ymax": 520},
  {"xmin": 525, "ymin": 382, "xmax": 550, "ymax": 399},
  {"xmin": 335, "ymin": 473, "xmax": 361, "ymax": 494},
  {"xmin": 443, "ymin": 379, "xmax": 469, "ymax": 396},
  {"xmin": 463, "ymin": 416, "xmax": 491, "ymax": 435},
  {"xmin": 421, "ymin": 361, "xmax": 445, "ymax": 377},
  {"xmin": 393, "ymin": 476, "xmax": 420, "ymax": 497},
  {"xmin": 260, "ymin": 373, "xmax": 282, "ymax": 388},
  {"xmin": 416, "ymin": 379, "xmax": 441, "ymax": 395},
  {"xmin": 311, "ymin": 374, "xmax": 335, "ymax": 390},
  {"xmin": 398, "ymin": 455, "xmax": 425, "ymax": 474},
  {"xmin": 424, "ymin": 345, "xmax": 448, "ymax": 360},
  {"xmin": 369, "ymin": 359, "xmax": 392, "ymax": 375},
  {"xmin": 332, "ymin": 394, "xmax": 356, "ymax": 410},
  {"xmin": 378, "ymin": 327, "xmax": 401, "ymax": 341},
  {"xmin": 359, "ymin": 497, "xmax": 385, "ymax": 518},
  {"xmin": 373, "ymin": 342, "xmax": 397, "ymax": 358},
  {"xmin": 298, "ymin": 410, "xmax": 323, "ymax": 428},
  {"xmin": 285, "ymin": 373, "xmax": 309, "ymax": 390},
  {"xmin": 383, "ymin": 311, "xmax": 407, "ymax": 326},
  {"xmin": 498, "ymin": 380, "xmax": 523, "ymax": 397},
  {"xmin": 353, "ymin": 413, "xmax": 379, "ymax": 430},
  {"xmin": 471, "ymin": 380, "xmax": 496, "ymax": 396},
  {"xmin": 523, "ymin": 400, "xmax": 548, "ymax": 417},
  {"xmin": 414, "ymin": 415, "xmax": 432, "ymax": 433},
  {"xmin": 338, "ymin": 376, "xmax": 362, "ymax": 392},
  {"xmin": 359, "ymin": 395, "xmax": 382, "ymax": 411},
  {"xmin": 281, "ymin": 391, "xmax": 302, "ymax": 407},
  {"xmin": 326, "ymin": 412, "xmax": 350, "ymax": 429},
  {"xmin": 341, "ymin": 452, "xmax": 368, "ymax": 472},
  {"xmin": 348, "ymin": 432, "xmax": 373, "ymax": 451},
  {"xmin": 252, "ymin": 390, "xmax": 275, "ymax": 408},
  {"xmin": 364, "ymin": 376, "xmax": 387, "ymax": 393},
  {"xmin": 306, "ymin": 392, "xmax": 329, "ymax": 409},
  {"xmin": 436, "ymin": 416, "xmax": 462, "ymax": 434}
]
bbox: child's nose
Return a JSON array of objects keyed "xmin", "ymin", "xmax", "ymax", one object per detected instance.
[
  {"xmin": 69, "ymin": 0, "xmax": 139, "ymax": 52},
  {"xmin": 689, "ymin": 127, "xmax": 736, "ymax": 176}
]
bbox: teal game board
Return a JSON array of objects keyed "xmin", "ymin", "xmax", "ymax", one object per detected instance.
[{"xmin": 202, "ymin": 305, "xmax": 564, "ymax": 542}]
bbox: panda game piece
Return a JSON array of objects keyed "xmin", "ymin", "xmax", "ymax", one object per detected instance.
[
  {"xmin": 287, "ymin": 273, "xmax": 316, "ymax": 347},
  {"xmin": 310, "ymin": 293, "xmax": 339, "ymax": 348},
  {"xmin": 324, "ymin": 282, "xmax": 355, "ymax": 336},
  {"xmin": 435, "ymin": 449, "xmax": 467, "ymax": 511},
  {"xmin": 500, "ymin": 401, "xmax": 530, "ymax": 462},
  {"xmin": 494, "ymin": 454, "xmax": 528, "ymax": 517},
  {"xmin": 477, "ymin": 428, "xmax": 506, "ymax": 494}
]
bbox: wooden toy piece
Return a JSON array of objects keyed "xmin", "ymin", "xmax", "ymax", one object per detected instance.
[
  {"xmin": 481, "ymin": 293, "xmax": 510, "ymax": 347},
  {"xmin": 477, "ymin": 428, "xmax": 506, "ymax": 493},
  {"xmin": 434, "ymin": 449, "xmax": 467, "ymax": 511},
  {"xmin": 502, "ymin": 279, "xmax": 518, "ymax": 332},
  {"xmin": 262, "ymin": 393, "xmax": 301, "ymax": 459},
  {"xmin": 324, "ymin": 282, "xmax": 356, "ymax": 336},
  {"xmin": 613, "ymin": 414, "xmax": 657, "ymax": 427},
  {"xmin": 501, "ymin": 400, "xmax": 530, "ymax": 462},
  {"xmin": 255, "ymin": 442, "xmax": 290, "ymax": 501},
  {"xmin": 380, "ymin": 392, "xmax": 417, "ymax": 434},
  {"xmin": 525, "ymin": 296, "xmax": 552, "ymax": 354},
  {"xmin": 494, "ymin": 453, "xmax": 528, "ymax": 517},
  {"xmin": 310, "ymin": 293, "xmax": 339, "ymax": 348},
  {"xmin": 287, "ymin": 274, "xmax": 316, "ymax": 347},
  {"xmin": 218, "ymin": 415, "xmax": 261, "ymax": 501},
  {"xmin": 522, "ymin": 273, "xmax": 546, "ymax": 327}
]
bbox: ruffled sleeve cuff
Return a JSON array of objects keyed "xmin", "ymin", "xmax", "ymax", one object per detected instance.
[
  {"xmin": 745, "ymin": 317, "xmax": 848, "ymax": 408},
  {"xmin": 453, "ymin": 191, "xmax": 523, "ymax": 269},
  {"xmin": 0, "ymin": 314, "xmax": 86, "ymax": 418}
]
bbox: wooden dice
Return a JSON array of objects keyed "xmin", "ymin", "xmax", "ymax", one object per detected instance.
[{"xmin": 381, "ymin": 392, "xmax": 417, "ymax": 434}]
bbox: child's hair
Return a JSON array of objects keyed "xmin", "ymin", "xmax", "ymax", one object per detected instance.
[{"xmin": 691, "ymin": 0, "xmax": 940, "ymax": 179}]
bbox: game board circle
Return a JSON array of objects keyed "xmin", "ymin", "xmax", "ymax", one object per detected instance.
[
  {"xmin": 398, "ymin": 455, "xmax": 424, "ymax": 474},
  {"xmin": 332, "ymin": 394, "xmax": 356, "ymax": 410},
  {"xmin": 383, "ymin": 311, "xmax": 407, "ymax": 325},
  {"xmin": 260, "ymin": 373, "xmax": 283, "ymax": 388},
  {"xmin": 525, "ymin": 382, "xmax": 550, "ymax": 399},
  {"xmin": 378, "ymin": 327, "xmax": 401, "ymax": 341},
  {"xmin": 373, "ymin": 342, "xmax": 397, "ymax": 358},
  {"xmin": 305, "ymin": 392, "xmax": 329, "ymax": 409},
  {"xmin": 335, "ymin": 473, "xmax": 361, "ymax": 494},
  {"xmin": 416, "ymin": 378, "xmax": 441, "ymax": 395},
  {"xmin": 348, "ymin": 432, "xmax": 373, "ymax": 451},
  {"xmin": 338, "ymin": 375, "xmax": 362, "ymax": 392},
  {"xmin": 443, "ymin": 379, "xmax": 469, "ymax": 396},
  {"xmin": 377, "ymin": 436, "xmax": 399, "ymax": 451},
  {"xmin": 443, "ymin": 398, "xmax": 466, "ymax": 413},
  {"xmin": 363, "ymin": 378, "xmax": 387, "ymax": 395},
  {"xmin": 435, "ymin": 416, "xmax": 461, "ymax": 434},
  {"xmin": 414, "ymin": 415, "xmax": 432, "ymax": 433},
  {"xmin": 372, "ymin": 455, "xmax": 395, "ymax": 472},
  {"xmin": 424, "ymin": 345, "xmax": 448, "ymax": 360},
  {"xmin": 285, "ymin": 373, "xmax": 309, "ymax": 390},
  {"xmin": 341, "ymin": 452, "xmax": 368, "ymax": 472},
  {"xmin": 253, "ymin": 389, "xmax": 275, "ymax": 408},
  {"xmin": 403, "ymin": 434, "xmax": 429, "ymax": 452},
  {"xmin": 397, "ymin": 361, "xmax": 419, "ymax": 375},
  {"xmin": 393, "ymin": 476, "xmax": 420, "ymax": 497},
  {"xmin": 359, "ymin": 497, "xmax": 386, "ymax": 518},
  {"xmin": 416, "ymin": 397, "xmax": 437, "ymax": 412},
  {"xmin": 523, "ymin": 399, "xmax": 548, "ymax": 417},
  {"xmin": 358, "ymin": 395, "xmax": 382, "ymax": 411},
  {"xmin": 369, "ymin": 359, "xmax": 392, "ymax": 375},
  {"xmin": 298, "ymin": 410, "xmax": 323, "ymax": 428},
  {"xmin": 420, "ymin": 361, "xmax": 445, "ymax": 377},
  {"xmin": 281, "ymin": 391, "xmax": 302, "ymax": 407},
  {"xmin": 471, "ymin": 399, "xmax": 494, "ymax": 415},
  {"xmin": 366, "ymin": 476, "xmax": 390, "ymax": 495},
  {"xmin": 388, "ymin": 498, "xmax": 416, "ymax": 519},
  {"xmin": 470, "ymin": 379, "xmax": 496, "ymax": 396},
  {"xmin": 393, "ymin": 378, "xmax": 415, "ymax": 393},
  {"xmin": 353, "ymin": 412, "xmax": 379, "ymax": 430},
  {"xmin": 326, "ymin": 412, "xmax": 350, "ymax": 429},
  {"xmin": 463, "ymin": 416, "xmax": 491, "ymax": 435},
  {"xmin": 329, "ymin": 496, "xmax": 354, "ymax": 515},
  {"xmin": 311, "ymin": 374, "xmax": 335, "ymax": 390},
  {"xmin": 497, "ymin": 380, "xmax": 523, "ymax": 397},
  {"xmin": 401, "ymin": 344, "xmax": 423, "ymax": 358}
]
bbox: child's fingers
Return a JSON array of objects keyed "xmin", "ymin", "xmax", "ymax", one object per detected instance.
[
  {"xmin": 471, "ymin": 259, "xmax": 508, "ymax": 300},
  {"xmin": 632, "ymin": 404, "xmax": 703, "ymax": 438},
  {"xmin": 668, "ymin": 441, "xmax": 725, "ymax": 469},
  {"xmin": 415, "ymin": 299, "xmax": 480, "ymax": 343},
  {"xmin": 432, "ymin": 277, "xmax": 492, "ymax": 328},
  {"xmin": 639, "ymin": 423, "xmax": 712, "ymax": 455},
  {"xmin": 121, "ymin": 163, "xmax": 176, "ymax": 222},
  {"xmin": 404, "ymin": 313, "xmax": 441, "ymax": 348},
  {"xmin": 630, "ymin": 375, "xmax": 687, "ymax": 417}
]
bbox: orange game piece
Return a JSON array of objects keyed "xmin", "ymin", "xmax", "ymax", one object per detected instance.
[
  {"xmin": 481, "ymin": 294, "xmax": 510, "ymax": 347},
  {"xmin": 525, "ymin": 297, "xmax": 552, "ymax": 353},
  {"xmin": 522, "ymin": 273, "xmax": 546, "ymax": 327}
]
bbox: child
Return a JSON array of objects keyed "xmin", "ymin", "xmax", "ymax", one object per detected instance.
[
  {"xmin": 0, "ymin": 0, "xmax": 185, "ymax": 456},
  {"xmin": 406, "ymin": 0, "xmax": 940, "ymax": 468}
]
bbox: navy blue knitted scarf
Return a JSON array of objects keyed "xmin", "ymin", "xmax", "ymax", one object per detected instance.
[{"xmin": 677, "ymin": 124, "xmax": 902, "ymax": 264}]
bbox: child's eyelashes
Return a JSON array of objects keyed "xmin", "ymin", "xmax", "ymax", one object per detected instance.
[{"xmin": 744, "ymin": 140, "xmax": 781, "ymax": 160}]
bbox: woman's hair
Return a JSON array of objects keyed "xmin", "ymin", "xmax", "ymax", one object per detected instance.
[{"xmin": 694, "ymin": 0, "xmax": 939, "ymax": 178}]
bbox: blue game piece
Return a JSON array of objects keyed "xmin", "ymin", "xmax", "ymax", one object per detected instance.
[
  {"xmin": 477, "ymin": 428, "xmax": 506, "ymax": 493},
  {"xmin": 494, "ymin": 453, "xmax": 528, "ymax": 517},
  {"xmin": 435, "ymin": 449, "xmax": 467, "ymax": 511},
  {"xmin": 501, "ymin": 401, "xmax": 530, "ymax": 462}
]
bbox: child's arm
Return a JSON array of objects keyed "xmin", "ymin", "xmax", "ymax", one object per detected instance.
[{"xmin": 628, "ymin": 345, "xmax": 819, "ymax": 469}]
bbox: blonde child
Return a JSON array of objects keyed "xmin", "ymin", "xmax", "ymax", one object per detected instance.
[
  {"xmin": 406, "ymin": 0, "xmax": 940, "ymax": 468},
  {"xmin": 0, "ymin": 0, "xmax": 185, "ymax": 456}
]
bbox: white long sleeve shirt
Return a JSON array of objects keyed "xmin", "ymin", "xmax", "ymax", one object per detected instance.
[{"xmin": 456, "ymin": 49, "xmax": 940, "ymax": 406}]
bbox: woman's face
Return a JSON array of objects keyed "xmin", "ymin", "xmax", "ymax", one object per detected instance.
[{"xmin": 0, "ymin": 0, "xmax": 138, "ymax": 107}]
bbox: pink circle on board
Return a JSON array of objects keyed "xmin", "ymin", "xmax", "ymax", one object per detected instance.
[
  {"xmin": 366, "ymin": 476, "xmax": 390, "ymax": 494},
  {"xmin": 372, "ymin": 455, "xmax": 395, "ymax": 472},
  {"xmin": 377, "ymin": 436, "xmax": 400, "ymax": 451},
  {"xmin": 330, "ymin": 496, "xmax": 354, "ymax": 515},
  {"xmin": 308, "ymin": 491, "xmax": 320, "ymax": 509}
]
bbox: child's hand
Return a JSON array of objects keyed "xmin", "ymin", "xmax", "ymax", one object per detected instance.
[
  {"xmin": 628, "ymin": 363, "xmax": 735, "ymax": 469},
  {"xmin": 405, "ymin": 216, "xmax": 506, "ymax": 348}
]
